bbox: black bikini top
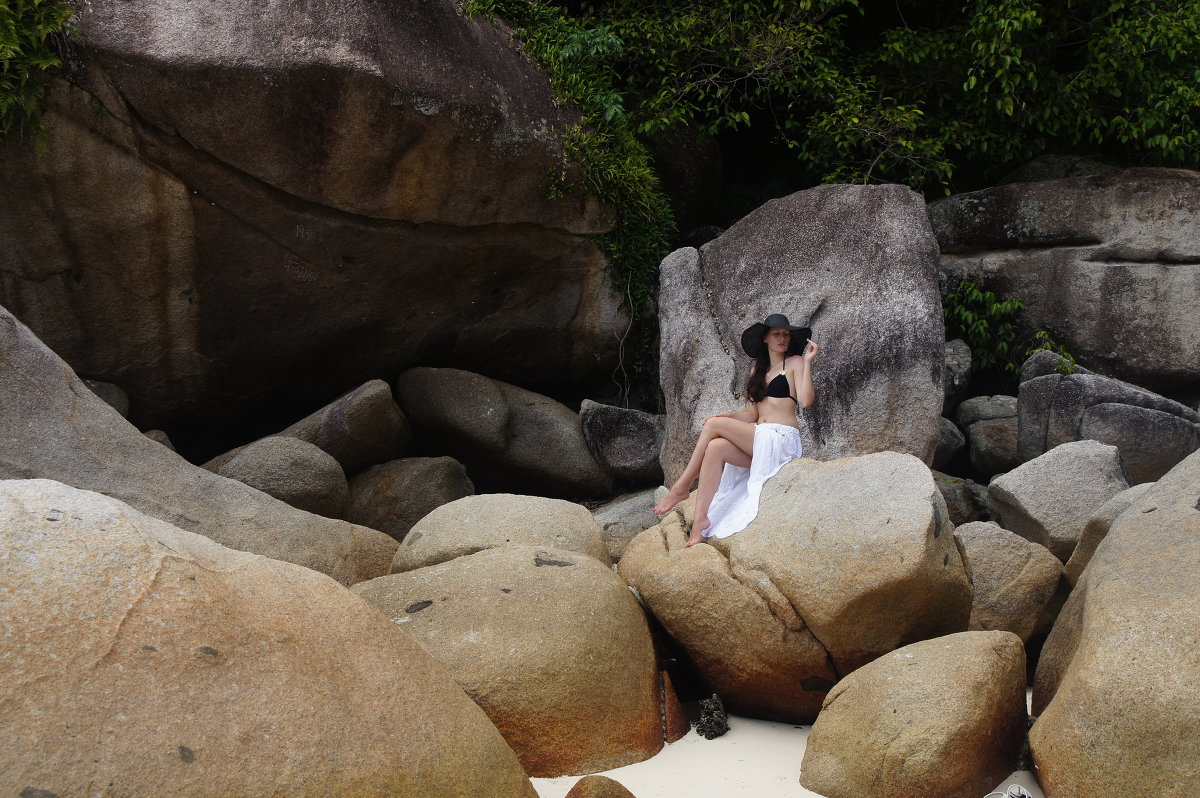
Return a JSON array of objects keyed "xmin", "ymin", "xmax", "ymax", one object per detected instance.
[{"xmin": 765, "ymin": 371, "xmax": 796, "ymax": 402}]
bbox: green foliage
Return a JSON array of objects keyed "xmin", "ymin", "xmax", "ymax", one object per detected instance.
[
  {"xmin": 943, "ymin": 280, "xmax": 1076, "ymax": 377},
  {"xmin": 943, "ymin": 280, "xmax": 1024, "ymax": 374},
  {"xmin": 0, "ymin": 0, "xmax": 76, "ymax": 144}
]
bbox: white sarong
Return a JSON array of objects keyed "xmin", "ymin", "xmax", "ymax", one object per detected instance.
[{"xmin": 702, "ymin": 422, "xmax": 802, "ymax": 539}]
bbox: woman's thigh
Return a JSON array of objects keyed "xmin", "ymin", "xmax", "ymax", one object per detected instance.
[
  {"xmin": 708, "ymin": 437, "xmax": 752, "ymax": 468},
  {"xmin": 705, "ymin": 417, "xmax": 756, "ymax": 456}
]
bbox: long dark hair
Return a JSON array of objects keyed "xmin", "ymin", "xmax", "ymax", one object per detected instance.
[{"xmin": 746, "ymin": 349, "xmax": 772, "ymax": 403}]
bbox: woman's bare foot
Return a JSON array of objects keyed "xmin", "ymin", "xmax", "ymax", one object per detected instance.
[
  {"xmin": 685, "ymin": 516, "xmax": 709, "ymax": 547},
  {"xmin": 652, "ymin": 486, "xmax": 690, "ymax": 516}
]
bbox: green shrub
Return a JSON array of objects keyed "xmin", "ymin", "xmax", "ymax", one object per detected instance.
[
  {"xmin": 0, "ymin": 0, "xmax": 76, "ymax": 145},
  {"xmin": 943, "ymin": 279, "xmax": 1076, "ymax": 378}
]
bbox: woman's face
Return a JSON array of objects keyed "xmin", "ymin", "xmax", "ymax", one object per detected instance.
[{"xmin": 763, "ymin": 328, "xmax": 791, "ymax": 354}]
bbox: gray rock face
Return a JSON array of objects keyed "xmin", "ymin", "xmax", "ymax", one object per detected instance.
[
  {"xmin": 1062, "ymin": 483, "xmax": 1152, "ymax": 586},
  {"xmin": 0, "ymin": 0, "xmax": 623, "ymax": 430},
  {"xmin": 944, "ymin": 338, "xmax": 973, "ymax": 407},
  {"xmin": 0, "ymin": 479, "xmax": 537, "ymax": 798},
  {"xmin": 0, "ymin": 304, "xmax": 396, "ymax": 585},
  {"xmin": 353, "ymin": 545, "xmax": 662, "ymax": 777},
  {"xmin": 393, "ymin": 493, "xmax": 609, "ymax": 573},
  {"xmin": 659, "ymin": 184, "xmax": 944, "ymax": 482},
  {"xmin": 1017, "ymin": 370, "xmax": 1199, "ymax": 477},
  {"xmin": 968, "ymin": 416, "xmax": 1021, "ymax": 476},
  {"xmin": 800, "ymin": 632, "xmax": 1026, "ymax": 798},
  {"xmin": 579, "ymin": 399, "xmax": 664, "ymax": 483},
  {"xmin": 931, "ymin": 168, "xmax": 1200, "ymax": 392},
  {"xmin": 1031, "ymin": 451, "xmax": 1200, "ymax": 798},
  {"xmin": 988, "ymin": 440, "xmax": 1130, "ymax": 562},
  {"xmin": 955, "ymin": 394, "xmax": 1018, "ymax": 427},
  {"xmin": 218, "ymin": 436, "xmax": 349, "ymax": 518},
  {"xmin": 1080, "ymin": 402, "xmax": 1200, "ymax": 484},
  {"xmin": 956, "ymin": 521, "xmax": 1062, "ymax": 643},
  {"xmin": 933, "ymin": 417, "xmax": 966, "ymax": 469},
  {"xmin": 619, "ymin": 452, "xmax": 971, "ymax": 723},
  {"xmin": 346, "ymin": 456, "xmax": 474, "ymax": 542},
  {"xmin": 933, "ymin": 471, "xmax": 993, "ymax": 526},
  {"xmin": 1020, "ymin": 349, "xmax": 1093, "ymax": 382},
  {"xmin": 395, "ymin": 367, "xmax": 612, "ymax": 497},
  {"xmin": 591, "ymin": 489, "xmax": 660, "ymax": 562}
]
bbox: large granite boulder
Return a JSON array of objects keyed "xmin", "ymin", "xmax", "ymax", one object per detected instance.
[
  {"xmin": 353, "ymin": 544, "xmax": 662, "ymax": 777},
  {"xmin": 956, "ymin": 521, "xmax": 1062, "ymax": 643},
  {"xmin": 592, "ymin": 488, "xmax": 660, "ymax": 562},
  {"xmin": 800, "ymin": 631, "xmax": 1026, "ymax": 798},
  {"xmin": 1062, "ymin": 483, "xmax": 1152, "ymax": 586},
  {"xmin": 0, "ymin": 0, "xmax": 623, "ymax": 430},
  {"xmin": 988, "ymin": 440, "xmax": 1130, "ymax": 561},
  {"xmin": 0, "ymin": 305, "xmax": 396, "ymax": 584},
  {"xmin": 658, "ymin": 184, "xmax": 944, "ymax": 482},
  {"xmin": 217, "ymin": 436, "xmax": 349, "ymax": 518},
  {"xmin": 395, "ymin": 367, "xmax": 612, "ymax": 497},
  {"xmin": 345, "ymin": 456, "xmax": 475, "ymax": 542},
  {"xmin": 1018, "ymin": 369, "xmax": 1200, "ymax": 480},
  {"xmin": 393, "ymin": 493, "xmax": 610, "ymax": 572},
  {"xmin": 206, "ymin": 379, "xmax": 412, "ymax": 475},
  {"xmin": 1030, "ymin": 450, "xmax": 1200, "ymax": 798},
  {"xmin": 619, "ymin": 452, "xmax": 971, "ymax": 723},
  {"xmin": 0, "ymin": 479, "xmax": 536, "ymax": 798},
  {"xmin": 930, "ymin": 168, "xmax": 1200, "ymax": 392},
  {"xmin": 580, "ymin": 399, "xmax": 664, "ymax": 483},
  {"xmin": 933, "ymin": 471, "xmax": 993, "ymax": 526}
]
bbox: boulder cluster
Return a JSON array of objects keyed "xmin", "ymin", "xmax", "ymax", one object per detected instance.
[{"xmin": 2, "ymin": 3, "xmax": 1198, "ymax": 790}]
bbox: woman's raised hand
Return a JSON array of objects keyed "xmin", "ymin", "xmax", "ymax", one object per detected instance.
[{"xmin": 803, "ymin": 338, "xmax": 820, "ymax": 362}]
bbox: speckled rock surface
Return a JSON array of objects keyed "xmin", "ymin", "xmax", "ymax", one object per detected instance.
[
  {"xmin": 931, "ymin": 168, "xmax": 1200, "ymax": 392},
  {"xmin": 658, "ymin": 184, "xmax": 944, "ymax": 482},
  {"xmin": 393, "ymin": 493, "xmax": 609, "ymax": 572},
  {"xmin": 956, "ymin": 521, "xmax": 1062, "ymax": 642},
  {"xmin": 988, "ymin": 440, "xmax": 1130, "ymax": 561},
  {"xmin": 620, "ymin": 452, "xmax": 971, "ymax": 723},
  {"xmin": 218, "ymin": 436, "xmax": 348, "ymax": 518},
  {"xmin": 591, "ymin": 488, "xmax": 659, "ymax": 562},
  {"xmin": 1062, "ymin": 483, "xmax": 1152, "ymax": 585},
  {"xmin": 800, "ymin": 631, "xmax": 1026, "ymax": 798},
  {"xmin": 0, "ymin": 479, "xmax": 536, "ymax": 798},
  {"xmin": 1031, "ymin": 450, "xmax": 1200, "ymax": 798},
  {"xmin": 0, "ymin": 305, "xmax": 396, "ymax": 585},
  {"xmin": 580, "ymin": 399, "xmax": 664, "ymax": 483},
  {"xmin": 354, "ymin": 545, "xmax": 661, "ymax": 777}
]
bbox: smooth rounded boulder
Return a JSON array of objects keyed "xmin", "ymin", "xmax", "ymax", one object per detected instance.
[
  {"xmin": 353, "ymin": 544, "xmax": 662, "ymax": 777},
  {"xmin": 0, "ymin": 305, "xmax": 397, "ymax": 585},
  {"xmin": 1062, "ymin": 483, "xmax": 1152, "ymax": 585},
  {"xmin": 1030, "ymin": 450, "xmax": 1200, "ymax": 798},
  {"xmin": 218, "ymin": 436, "xmax": 349, "ymax": 518},
  {"xmin": 800, "ymin": 631, "xmax": 1027, "ymax": 798},
  {"xmin": 0, "ymin": 479, "xmax": 536, "ymax": 798},
  {"xmin": 396, "ymin": 367, "xmax": 613, "ymax": 497},
  {"xmin": 579, "ymin": 399, "xmax": 665, "ymax": 483},
  {"xmin": 658, "ymin": 184, "xmax": 945, "ymax": 482},
  {"xmin": 956, "ymin": 521, "xmax": 1062, "ymax": 643},
  {"xmin": 988, "ymin": 439, "xmax": 1130, "ymax": 561},
  {"xmin": 393, "ymin": 493, "xmax": 610, "ymax": 572},
  {"xmin": 619, "ymin": 452, "xmax": 972, "ymax": 722},
  {"xmin": 346, "ymin": 456, "xmax": 475, "ymax": 542}
]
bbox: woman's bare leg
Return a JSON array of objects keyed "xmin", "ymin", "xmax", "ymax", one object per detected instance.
[
  {"xmin": 688, "ymin": 437, "xmax": 754, "ymax": 546},
  {"xmin": 653, "ymin": 417, "xmax": 758, "ymax": 515}
]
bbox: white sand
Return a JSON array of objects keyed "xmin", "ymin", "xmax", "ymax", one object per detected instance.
[{"xmin": 532, "ymin": 714, "xmax": 1045, "ymax": 798}]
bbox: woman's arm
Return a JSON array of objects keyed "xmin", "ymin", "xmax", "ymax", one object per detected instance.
[
  {"xmin": 790, "ymin": 339, "xmax": 819, "ymax": 408},
  {"xmin": 707, "ymin": 402, "xmax": 759, "ymax": 424}
]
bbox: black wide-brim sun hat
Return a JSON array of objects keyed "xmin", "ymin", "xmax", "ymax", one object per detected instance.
[{"xmin": 741, "ymin": 313, "xmax": 812, "ymax": 358}]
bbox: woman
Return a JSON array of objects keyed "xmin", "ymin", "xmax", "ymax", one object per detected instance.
[{"xmin": 652, "ymin": 313, "xmax": 819, "ymax": 546}]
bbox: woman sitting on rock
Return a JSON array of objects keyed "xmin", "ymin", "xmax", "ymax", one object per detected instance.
[{"xmin": 653, "ymin": 314, "xmax": 818, "ymax": 546}]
